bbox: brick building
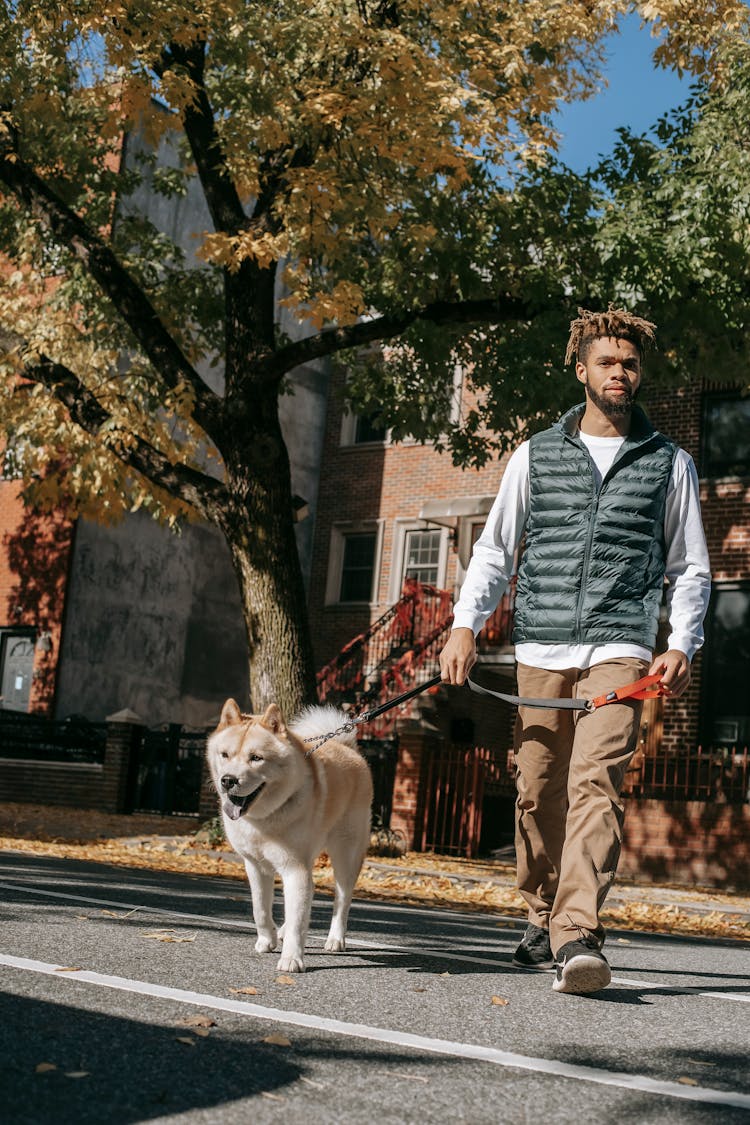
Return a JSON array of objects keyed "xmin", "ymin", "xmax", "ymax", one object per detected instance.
[
  {"xmin": 0, "ymin": 465, "xmax": 74, "ymax": 716},
  {"xmin": 309, "ymin": 367, "xmax": 750, "ymax": 873}
]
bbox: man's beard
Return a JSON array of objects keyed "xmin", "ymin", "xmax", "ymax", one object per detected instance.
[{"xmin": 585, "ymin": 382, "xmax": 637, "ymax": 417}]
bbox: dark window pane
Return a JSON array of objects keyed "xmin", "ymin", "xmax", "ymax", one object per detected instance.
[
  {"xmin": 702, "ymin": 394, "xmax": 750, "ymax": 477},
  {"xmin": 403, "ymin": 529, "xmax": 442, "ymax": 586},
  {"xmin": 354, "ymin": 412, "xmax": 387, "ymax": 444},
  {"xmin": 702, "ymin": 585, "xmax": 750, "ymax": 744},
  {"xmin": 340, "ymin": 533, "xmax": 376, "ymax": 602}
]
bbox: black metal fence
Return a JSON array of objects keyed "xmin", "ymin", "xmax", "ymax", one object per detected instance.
[
  {"xmin": 623, "ymin": 745, "xmax": 750, "ymax": 802},
  {"xmin": 0, "ymin": 708, "xmax": 106, "ymax": 764},
  {"xmin": 359, "ymin": 737, "xmax": 399, "ymax": 828},
  {"xmin": 125, "ymin": 725, "xmax": 207, "ymax": 816}
]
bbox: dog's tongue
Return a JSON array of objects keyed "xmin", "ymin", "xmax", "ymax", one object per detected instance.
[{"xmin": 222, "ymin": 796, "xmax": 245, "ymax": 821}]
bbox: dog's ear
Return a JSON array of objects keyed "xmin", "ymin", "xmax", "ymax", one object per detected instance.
[
  {"xmin": 260, "ymin": 703, "xmax": 286, "ymax": 736},
  {"xmin": 219, "ymin": 699, "xmax": 243, "ymax": 727}
]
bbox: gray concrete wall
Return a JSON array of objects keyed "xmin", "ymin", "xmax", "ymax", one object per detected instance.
[
  {"xmin": 54, "ymin": 114, "xmax": 329, "ymax": 726},
  {"xmin": 55, "ymin": 512, "xmax": 249, "ymax": 725}
]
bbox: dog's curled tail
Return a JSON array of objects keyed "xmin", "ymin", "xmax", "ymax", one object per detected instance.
[{"xmin": 290, "ymin": 704, "xmax": 358, "ymax": 749}]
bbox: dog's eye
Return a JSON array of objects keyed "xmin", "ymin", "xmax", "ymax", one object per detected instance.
[{"xmin": 250, "ymin": 753, "xmax": 263, "ymax": 763}]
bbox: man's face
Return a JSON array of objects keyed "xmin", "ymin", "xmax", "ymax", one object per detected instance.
[{"xmin": 575, "ymin": 336, "xmax": 641, "ymax": 416}]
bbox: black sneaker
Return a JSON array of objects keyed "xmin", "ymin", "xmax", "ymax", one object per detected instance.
[
  {"xmin": 552, "ymin": 937, "xmax": 611, "ymax": 994},
  {"xmin": 512, "ymin": 923, "xmax": 554, "ymax": 970}
]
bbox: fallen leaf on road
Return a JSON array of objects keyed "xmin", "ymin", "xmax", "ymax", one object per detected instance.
[
  {"xmin": 686, "ymin": 1059, "xmax": 716, "ymax": 1067},
  {"xmin": 35, "ymin": 1062, "xmax": 57, "ymax": 1074},
  {"xmin": 491, "ymin": 996, "xmax": 509, "ymax": 1006},
  {"xmin": 177, "ymin": 1015, "xmax": 216, "ymax": 1028},
  {"xmin": 261, "ymin": 1092, "xmax": 285, "ymax": 1102},
  {"xmin": 175, "ymin": 1037, "xmax": 196, "ymax": 1047},
  {"xmin": 193, "ymin": 1028, "xmax": 210, "ymax": 1038},
  {"xmin": 275, "ymin": 975, "xmax": 296, "ymax": 986},
  {"xmin": 299, "ymin": 1076, "xmax": 327, "ymax": 1090},
  {"xmin": 616, "ymin": 938, "xmax": 631, "ymax": 944},
  {"xmin": 144, "ymin": 930, "xmax": 195, "ymax": 943},
  {"xmin": 229, "ymin": 986, "xmax": 259, "ymax": 996},
  {"xmin": 677, "ymin": 1077, "xmax": 699, "ymax": 1087},
  {"xmin": 64, "ymin": 1071, "xmax": 90, "ymax": 1079},
  {"xmin": 55, "ymin": 967, "xmax": 81, "ymax": 973},
  {"xmin": 100, "ymin": 909, "xmax": 122, "ymax": 918},
  {"xmin": 263, "ymin": 1034, "xmax": 292, "ymax": 1047},
  {"xmin": 75, "ymin": 914, "xmax": 89, "ymax": 921},
  {"xmin": 412, "ymin": 987, "xmax": 427, "ymax": 993}
]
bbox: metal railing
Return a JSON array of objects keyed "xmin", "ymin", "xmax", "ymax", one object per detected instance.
[
  {"xmin": 623, "ymin": 745, "xmax": 750, "ymax": 802},
  {"xmin": 317, "ymin": 579, "xmax": 454, "ymax": 706},
  {"xmin": 0, "ymin": 709, "xmax": 106, "ymax": 764}
]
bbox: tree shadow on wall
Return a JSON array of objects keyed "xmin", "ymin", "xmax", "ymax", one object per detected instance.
[{"xmin": 3, "ymin": 506, "xmax": 75, "ymax": 713}]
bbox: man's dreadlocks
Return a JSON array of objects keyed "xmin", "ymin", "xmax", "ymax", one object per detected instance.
[{"xmin": 564, "ymin": 305, "xmax": 657, "ymax": 367}]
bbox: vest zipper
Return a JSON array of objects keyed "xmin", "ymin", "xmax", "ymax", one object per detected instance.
[{"xmin": 572, "ymin": 441, "xmax": 600, "ymax": 644}]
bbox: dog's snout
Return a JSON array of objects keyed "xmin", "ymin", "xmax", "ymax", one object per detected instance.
[{"xmin": 221, "ymin": 774, "xmax": 239, "ymax": 792}]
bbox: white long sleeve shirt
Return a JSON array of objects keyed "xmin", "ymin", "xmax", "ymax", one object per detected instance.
[{"xmin": 451, "ymin": 432, "xmax": 712, "ymax": 669}]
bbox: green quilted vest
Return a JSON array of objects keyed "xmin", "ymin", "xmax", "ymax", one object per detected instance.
[{"xmin": 513, "ymin": 403, "xmax": 677, "ymax": 649}]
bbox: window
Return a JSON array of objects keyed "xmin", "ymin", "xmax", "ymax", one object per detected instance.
[
  {"xmin": 354, "ymin": 412, "xmax": 388, "ymax": 445},
  {"xmin": 701, "ymin": 583, "xmax": 750, "ymax": 745},
  {"xmin": 340, "ymin": 408, "xmax": 388, "ymax": 446},
  {"xmin": 325, "ymin": 523, "xmax": 383, "ymax": 605},
  {"xmin": 387, "ymin": 522, "xmax": 449, "ymax": 602},
  {"xmin": 403, "ymin": 528, "xmax": 443, "ymax": 586},
  {"xmin": 339, "ymin": 532, "xmax": 377, "ymax": 602},
  {"xmin": 702, "ymin": 392, "xmax": 750, "ymax": 478}
]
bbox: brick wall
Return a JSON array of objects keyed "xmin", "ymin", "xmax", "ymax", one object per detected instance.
[
  {"xmin": 0, "ymin": 760, "xmax": 103, "ymax": 808},
  {"xmin": 308, "ymin": 365, "xmax": 510, "ymax": 668},
  {"xmin": 0, "ymin": 478, "xmax": 75, "ymax": 714},
  {"xmin": 621, "ymin": 797, "xmax": 750, "ymax": 890}
]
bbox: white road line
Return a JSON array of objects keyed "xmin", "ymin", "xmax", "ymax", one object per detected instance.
[
  {"xmin": 3, "ymin": 879, "xmax": 749, "ymax": 1002},
  {"xmin": 1, "ymin": 953, "xmax": 748, "ymax": 1111}
]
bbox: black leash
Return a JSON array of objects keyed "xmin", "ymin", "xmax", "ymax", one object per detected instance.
[{"xmin": 304, "ymin": 672, "xmax": 592, "ymax": 755}]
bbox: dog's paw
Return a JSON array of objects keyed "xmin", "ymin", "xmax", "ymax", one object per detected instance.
[
  {"xmin": 255, "ymin": 934, "xmax": 278, "ymax": 954},
  {"xmin": 324, "ymin": 936, "xmax": 346, "ymax": 953},
  {"xmin": 276, "ymin": 953, "xmax": 305, "ymax": 974}
]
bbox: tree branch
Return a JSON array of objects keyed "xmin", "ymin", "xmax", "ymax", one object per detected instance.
[
  {"xmin": 260, "ymin": 294, "xmax": 534, "ymax": 380},
  {"xmin": 158, "ymin": 40, "xmax": 248, "ymax": 235},
  {"xmin": 19, "ymin": 354, "xmax": 229, "ymax": 517},
  {"xmin": 0, "ymin": 143, "xmax": 222, "ymax": 437}
]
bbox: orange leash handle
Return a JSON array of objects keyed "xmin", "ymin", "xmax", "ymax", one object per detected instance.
[{"xmin": 589, "ymin": 671, "xmax": 669, "ymax": 711}]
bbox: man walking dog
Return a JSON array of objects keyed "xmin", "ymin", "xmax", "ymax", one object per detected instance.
[{"xmin": 439, "ymin": 307, "xmax": 711, "ymax": 995}]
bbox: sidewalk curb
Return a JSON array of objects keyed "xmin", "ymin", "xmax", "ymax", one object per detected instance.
[{"xmin": 118, "ymin": 836, "xmax": 750, "ymax": 924}]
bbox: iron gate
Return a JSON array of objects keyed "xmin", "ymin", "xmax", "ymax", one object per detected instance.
[{"xmin": 125, "ymin": 725, "xmax": 206, "ymax": 815}]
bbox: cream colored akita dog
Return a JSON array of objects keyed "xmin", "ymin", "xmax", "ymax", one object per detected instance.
[{"xmin": 207, "ymin": 699, "xmax": 373, "ymax": 973}]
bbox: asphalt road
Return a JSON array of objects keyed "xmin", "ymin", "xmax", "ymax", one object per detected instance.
[{"xmin": 1, "ymin": 850, "xmax": 749, "ymax": 1125}]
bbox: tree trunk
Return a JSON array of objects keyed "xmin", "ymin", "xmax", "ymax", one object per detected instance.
[{"xmin": 217, "ymin": 397, "xmax": 318, "ymax": 718}]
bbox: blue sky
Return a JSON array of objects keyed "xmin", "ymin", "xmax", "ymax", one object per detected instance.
[{"xmin": 553, "ymin": 12, "xmax": 691, "ymax": 172}]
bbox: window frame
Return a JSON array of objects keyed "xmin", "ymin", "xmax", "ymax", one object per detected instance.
[
  {"xmin": 699, "ymin": 580, "xmax": 750, "ymax": 746},
  {"xmin": 388, "ymin": 520, "xmax": 449, "ymax": 603},
  {"xmin": 701, "ymin": 390, "xmax": 750, "ymax": 479},
  {"xmin": 325, "ymin": 521, "xmax": 384, "ymax": 606}
]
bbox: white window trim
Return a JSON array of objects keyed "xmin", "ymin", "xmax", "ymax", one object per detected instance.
[
  {"xmin": 388, "ymin": 520, "xmax": 450, "ymax": 604},
  {"xmin": 325, "ymin": 520, "xmax": 385, "ymax": 606},
  {"xmin": 340, "ymin": 408, "xmax": 391, "ymax": 448}
]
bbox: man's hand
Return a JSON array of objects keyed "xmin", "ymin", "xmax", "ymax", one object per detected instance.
[
  {"xmin": 649, "ymin": 649, "xmax": 691, "ymax": 698},
  {"xmin": 439, "ymin": 628, "xmax": 477, "ymax": 686}
]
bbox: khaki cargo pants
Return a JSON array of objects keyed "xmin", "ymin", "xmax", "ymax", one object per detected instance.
[{"xmin": 513, "ymin": 657, "xmax": 649, "ymax": 956}]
